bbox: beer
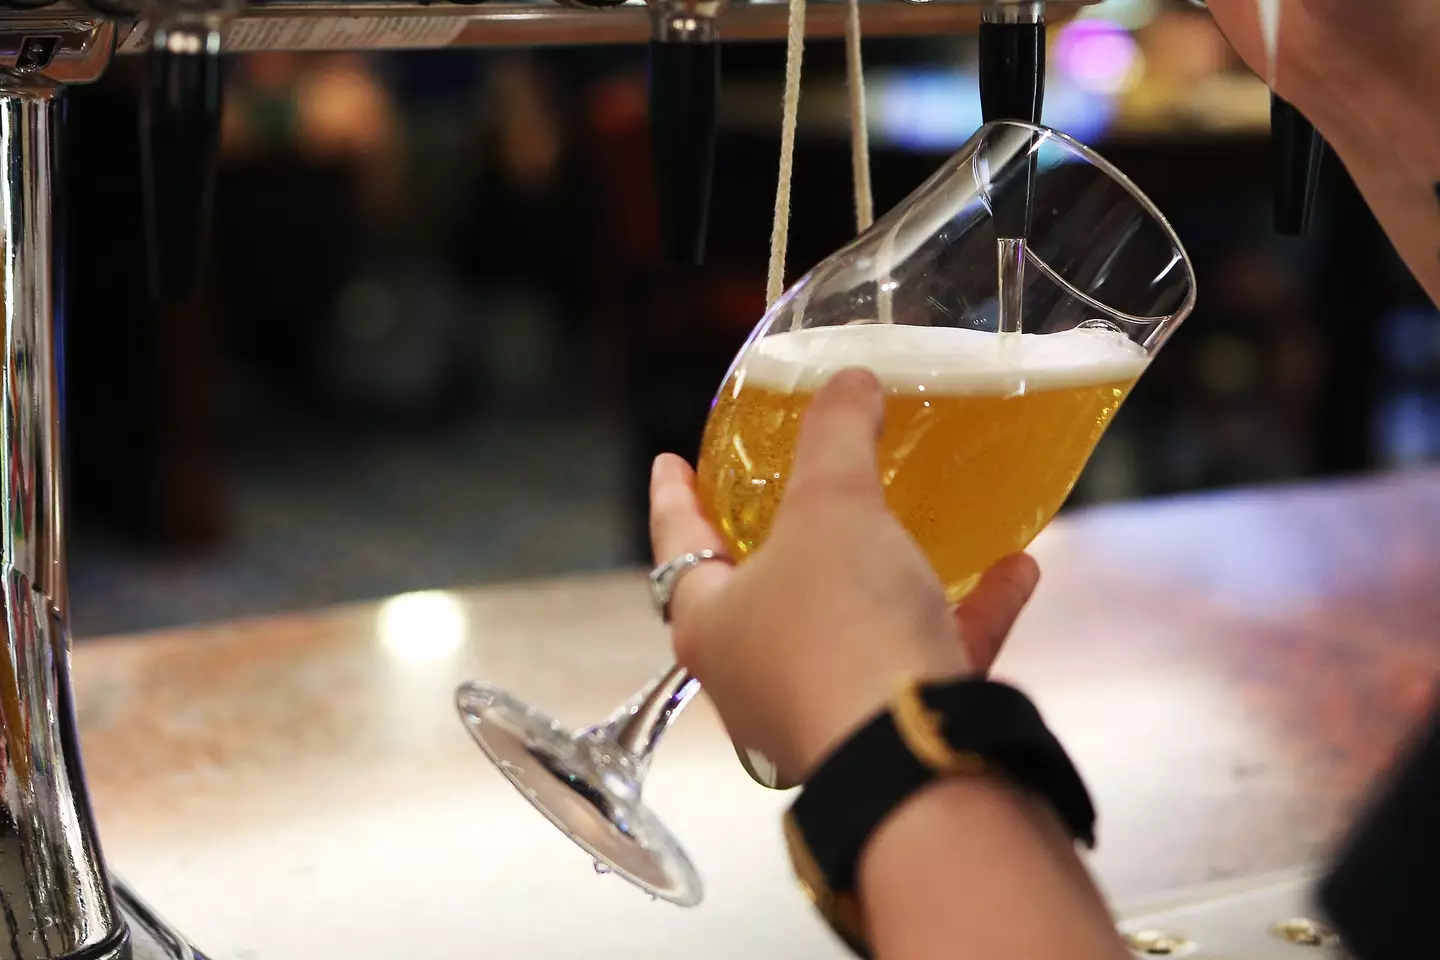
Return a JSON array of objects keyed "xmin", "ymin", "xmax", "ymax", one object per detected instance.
[{"xmin": 696, "ymin": 323, "xmax": 1147, "ymax": 602}]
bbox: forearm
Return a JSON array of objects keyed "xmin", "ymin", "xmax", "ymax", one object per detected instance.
[{"xmin": 857, "ymin": 777, "xmax": 1129, "ymax": 960}]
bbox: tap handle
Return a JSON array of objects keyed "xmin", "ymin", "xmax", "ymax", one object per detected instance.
[
  {"xmin": 141, "ymin": 23, "xmax": 223, "ymax": 302},
  {"xmin": 1271, "ymin": 92, "xmax": 1326, "ymax": 235},
  {"xmin": 978, "ymin": 19, "xmax": 1045, "ymax": 125},
  {"xmin": 647, "ymin": 38, "xmax": 720, "ymax": 266}
]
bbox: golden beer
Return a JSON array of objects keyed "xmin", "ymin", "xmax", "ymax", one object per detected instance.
[{"xmin": 696, "ymin": 323, "xmax": 1146, "ymax": 602}]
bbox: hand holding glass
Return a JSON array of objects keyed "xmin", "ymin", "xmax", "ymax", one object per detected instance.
[{"xmin": 456, "ymin": 120, "xmax": 1197, "ymax": 906}]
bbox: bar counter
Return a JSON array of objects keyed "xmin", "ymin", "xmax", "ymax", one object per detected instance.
[{"xmin": 74, "ymin": 470, "xmax": 1440, "ymax": 958}]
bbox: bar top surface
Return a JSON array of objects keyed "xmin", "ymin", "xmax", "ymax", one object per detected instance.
[{"xmin": 73, "ymin": 470, "xmax": 1440, "ymax": 958}]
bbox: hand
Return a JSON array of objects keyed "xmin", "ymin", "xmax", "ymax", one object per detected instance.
[
  {"xmin": 649, "ymin": 369, "xmax": 1040, "ymax": 784},
  {"xmin": 1203, "ymin": 1, "xmax": 1440, "ymax": 134}
]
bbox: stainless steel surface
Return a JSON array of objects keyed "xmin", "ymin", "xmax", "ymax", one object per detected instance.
[
  {"xmin": 0, "ymin": 20, "xmax": 113, "ymax": 88},
  {"xmin": 0, "ymin": 86, "xmax": 123, "ymax": 960},
  {"xmin": 981, "ymin": 0, "xmax": 1044, "ymax": 24},
  {"xmin": 150, "ymin": 22, "xmax": 222, "ymax": 55},
  {"xmin": 106, "ymin": 0, "xmax": 1095, "ymax": 53}
]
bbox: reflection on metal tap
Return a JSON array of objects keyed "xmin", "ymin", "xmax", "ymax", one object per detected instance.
[
  {"xmin": 0, "ymin": 40, "xmax": 130, "ymax": 960},
  {"xmin": 0, "ymin": 77, "xmax": 122, "ymax": 960},
  {"xmin": 0, "ymin": 13, "xmax": 205, "ymax": 960}
]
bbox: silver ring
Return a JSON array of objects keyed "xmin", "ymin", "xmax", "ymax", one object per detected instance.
[{"xmin": 648, "ymin": 549, "xmax": 732, "ymax": 622}]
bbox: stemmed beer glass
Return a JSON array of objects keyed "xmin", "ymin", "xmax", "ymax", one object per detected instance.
[{"xmin": 456, "ymin": 120, "xmax": 1196, "ymax": 907}]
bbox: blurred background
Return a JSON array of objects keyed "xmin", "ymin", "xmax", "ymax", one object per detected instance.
[{"xmin": 62, "ymin": 0, "xmax": 1440, "ymax": 636}]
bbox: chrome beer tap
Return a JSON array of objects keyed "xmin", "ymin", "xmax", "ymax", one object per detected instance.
[{"xmin": 0, "ymin": 8, "xmax": 204, "ymax": 957}]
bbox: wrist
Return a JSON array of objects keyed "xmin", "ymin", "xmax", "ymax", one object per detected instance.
[{"xmin": 784, "ymin": 648, "xmax": 974, "ymax": 783}]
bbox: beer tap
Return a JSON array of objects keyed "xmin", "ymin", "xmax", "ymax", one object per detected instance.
[
  {"xmin": 978, "ymin": 2, "xmax": 1044, "ymax": 276},
  {"xmin": 644, "ymin": 0, "xmax": 726, "ymax": 266},
  {"xmin": 1185, "ymin": 0, "xmax": 1325, "ymax": 236},
  {"xmin": 137, "ymin": 0, "xmax": 231, "ymax": 544},
  {"xmin": 141, "ymin": 0, "xmax": 227, "ymax": 303},
  {"xmin": 1271, "ymin": 94, "xmax": 1324, "ymax": 235},
  {"xmin": 978, "ymin": 0, "xmax": 1044, "ymax": 125}
]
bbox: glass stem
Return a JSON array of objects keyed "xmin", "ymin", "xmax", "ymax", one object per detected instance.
[{"xmin": 590, "ymin": 663, "xmax": 700, "ymax": 776}]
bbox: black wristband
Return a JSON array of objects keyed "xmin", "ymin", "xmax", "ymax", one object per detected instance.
[{"xmin": 789, "ymin": 678, "xmax": 1095, "ymax": 895}]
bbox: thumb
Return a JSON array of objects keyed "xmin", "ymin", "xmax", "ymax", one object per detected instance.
[{"xmin": 788, "ymin": 367, "xmax": 887, "ymax": 500}]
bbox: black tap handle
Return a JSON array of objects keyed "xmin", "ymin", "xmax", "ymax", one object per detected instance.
[
  {"xmin": 648, "ymin": 39, "xmax": 720, "ymax": 267},
  {"xmin": 1271, "ymin": 93, "xmax": 1326, "ymax": 235},
  {"xmin": 978, "ymin": 21, "xmax": 1045, "ymax": 125},
  {"xmin": 141, "ymin": 27, "xmax": 223, "ymax": 303},
  {"xmin": 979, "ymin": 19, "xmax": 1044, "ymax": 242}
]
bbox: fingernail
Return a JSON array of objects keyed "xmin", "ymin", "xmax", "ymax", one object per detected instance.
[{"xmin": 651, "ymin": 455, "xmax": 667, "ymax": 489}]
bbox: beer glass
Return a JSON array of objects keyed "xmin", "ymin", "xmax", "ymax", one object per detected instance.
[{"xmin": 457, "ymin": 120, "xmax": 1195, "ymax": 906}]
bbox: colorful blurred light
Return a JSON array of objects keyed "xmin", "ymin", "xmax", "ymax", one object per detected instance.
[
  {"xmin": 1054, "ymin": 19, "xmax": 1144, "ymax": 96},
  {"xmin": 869, "ymin": 67, "xmax": 1116, "ymax": 151}
]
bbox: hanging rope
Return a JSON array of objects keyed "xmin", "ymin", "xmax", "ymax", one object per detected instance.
[
  {"xmin": 842, "ymin": 0, "xmax": 873, "ymax": 233},
  {"xmin": 765, "ymin": 0, "xmax": 874, "ymax": 308},
  {"xmin": 765, "ymin": 0, "xmax": 806, "ymax": 308}
]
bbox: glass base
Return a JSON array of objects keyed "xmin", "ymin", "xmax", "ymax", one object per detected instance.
[{"xmin": 457, "ymin": 682, "xmax": 702, "ymax": 907}]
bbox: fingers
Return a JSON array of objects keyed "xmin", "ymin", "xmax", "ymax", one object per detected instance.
[
  {"xmin": 953, "ymin": 553, "xmax": 1040, "ymax": 672},
  {"xmin": 649, "ymin": 453, "xmax": 733, "ymax": 619},
  {"xmin": 788, "ymin": 368, "xmax": 886, "ymax": 500}
]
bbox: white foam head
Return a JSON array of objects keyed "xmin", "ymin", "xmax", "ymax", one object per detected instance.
[{"xmin": 737, "ymin": 323, "xmax": 1149, "ymax": 396}]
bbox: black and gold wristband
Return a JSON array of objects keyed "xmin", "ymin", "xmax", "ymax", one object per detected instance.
[{"xmin": 783, "ymin": 677, "xmax": 1095, "ymax": 957}]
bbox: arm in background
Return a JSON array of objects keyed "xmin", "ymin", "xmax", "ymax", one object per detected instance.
[{"xmin": 1207, "ymin": 0, "xmax": 1440, "ymax": 304}]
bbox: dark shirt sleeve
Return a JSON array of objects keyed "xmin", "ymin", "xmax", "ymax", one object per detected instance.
[{"xmin": 1318, "ymin": 698, "xmax": 1440, "ymax": 960}]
